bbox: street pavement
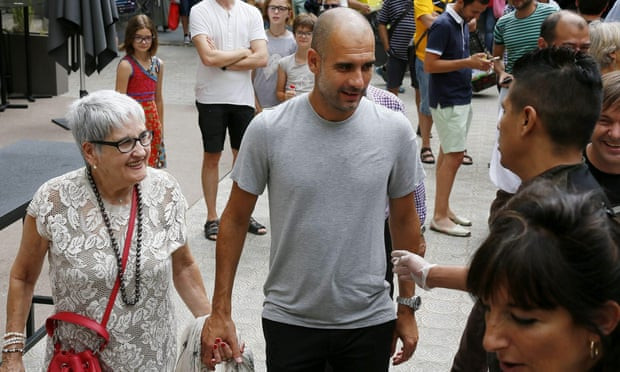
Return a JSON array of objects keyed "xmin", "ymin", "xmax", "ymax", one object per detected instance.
[{"xmin": 0, "ymin": 24, "xmax": 502, "ymax": 371}]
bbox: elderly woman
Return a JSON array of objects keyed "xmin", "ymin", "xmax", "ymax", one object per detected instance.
[
  {"xmin": 468, "ymin": 182, "xmax": 620, "ymax": 371},
  {"xmin": 1, "ymin": 90, "xmax": 211, "ymax": 371},
  {"xmin": 589, "ymin": 21, "xmax": 620, "ymax": 74}
]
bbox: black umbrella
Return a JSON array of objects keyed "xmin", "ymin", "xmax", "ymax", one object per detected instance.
[
  {"xmin": 46, "ymin": 0, "xmax": 119, "ymax": 129},
  {"xmin": 47, "ymin": 0, "xmax": 119, "ymax": 76}
]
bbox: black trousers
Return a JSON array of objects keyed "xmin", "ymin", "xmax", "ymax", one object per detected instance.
[{"xmin": 263, "ymin": 318, "xmax": 395, "ymax": 372}]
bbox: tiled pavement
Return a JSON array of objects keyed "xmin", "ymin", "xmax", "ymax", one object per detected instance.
[{"xmin": 1, "ymin": 25, "xmax": 502, "ymax": 371}]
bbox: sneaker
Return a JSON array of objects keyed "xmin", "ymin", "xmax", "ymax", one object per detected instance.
[{"xmin": 184, "ymin": 34, "xmax": 190, "ymax": 45}]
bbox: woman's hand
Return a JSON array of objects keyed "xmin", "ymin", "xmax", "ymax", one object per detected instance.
[
  {"xmin": 0, "ymin": 352, "xmax": 25, "ymax": 372},
  {"xmin": 391, "ymin": 250, "xmax": 437, "ymax": 290}
]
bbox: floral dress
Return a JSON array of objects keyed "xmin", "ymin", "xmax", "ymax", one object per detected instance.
[
  {"xmin": 29, "ymin": 168, "xmax": 187, "ymax": 371},
  {"xmin": 124, "ymin": 55, "xmax": 166, "ymax": 168}
]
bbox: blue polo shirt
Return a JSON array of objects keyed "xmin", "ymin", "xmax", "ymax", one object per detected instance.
[{"xmin": 426, "ymin": 4, "xmax": 472, "ymax": 108}]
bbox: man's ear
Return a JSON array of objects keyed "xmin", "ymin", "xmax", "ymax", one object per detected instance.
[
  {"xmin": 596, "ymin": 300, "xmax": 620, "ymax": 336},
  {"xmin": 307, "ymin": 48, "xmax": 320, "ymax": 74},
  {"xmin": 537, "ymin": 37, "xmax": 548, "ymax": 49},
  {"xmin": 520, "ymin": 105, "xmax": 538, "ymax": 137}
]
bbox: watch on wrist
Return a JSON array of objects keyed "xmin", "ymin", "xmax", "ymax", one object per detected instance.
[{"xmin": 396, "ymin": 295, "xmax": 421, "ymax": 311}]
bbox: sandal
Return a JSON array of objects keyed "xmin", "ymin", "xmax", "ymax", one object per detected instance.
[
  {"xmin": 420, "ymin": 147, "xmax": 436, "ymax": 164},
  {"xmin": 248, "ymin": 217, "xmax": 267, "ymax": 236},
  {"xmin": 462, "ymin": 151, "xmax": 473, "ymax": 166},
  {"xmin": 204, "ymin": 219, "xmax": 219, "ymax": 241}
]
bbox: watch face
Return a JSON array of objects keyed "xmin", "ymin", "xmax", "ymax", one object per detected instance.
[{"xmin": 412, "ymin": 296, "xmax": 421, "ymax": 310}]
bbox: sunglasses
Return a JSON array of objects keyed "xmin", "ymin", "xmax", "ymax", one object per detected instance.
[{"xmin": 322, "ymin": 3, "xmax": 340, "ymax": 9}]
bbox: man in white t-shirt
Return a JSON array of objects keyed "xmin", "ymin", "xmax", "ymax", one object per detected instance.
[{"xmin": 190, "ymin": 0, "xmax": 268, "ymax": 241}]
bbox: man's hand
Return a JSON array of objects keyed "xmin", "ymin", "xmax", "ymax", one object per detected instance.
[
  {"xmin": 498, "ymin": 71, "xmax": 514, "ymax": 88},
  {"xmin": 391, "ymin": 309, "xmax": 419, "ymax": 365},
  {"xmin": 470, "ymin": 52, "xmax": 494, "ymax": 71},
  {"xmin": 200, "ymin": 312, "xmax": 242, "ymax": 370}
]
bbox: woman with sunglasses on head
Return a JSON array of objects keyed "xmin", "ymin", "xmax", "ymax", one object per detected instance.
[
  {"xmin": 116, "ymin": 14, "xmax": 166, "ymax": 169},
  {"xmin": 0, "ymin": 90, "xmax": 216, "ymax": 372}
]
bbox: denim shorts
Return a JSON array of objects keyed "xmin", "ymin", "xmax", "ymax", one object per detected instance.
[{"xmin": 415, "ymin": 57, "xmax": 431, "ymax": 116}]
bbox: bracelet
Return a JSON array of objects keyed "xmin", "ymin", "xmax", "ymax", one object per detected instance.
[
  {"xmin": 2, "ymin": 338, "xmax": 25, "ymax": 347},
  {"xmin": 3, "ymin": 332, "xmax": 25, "ymax": 339},
  {"xmin": 1, "ymin": 347, "xmax": 24, "ymax": 353}
]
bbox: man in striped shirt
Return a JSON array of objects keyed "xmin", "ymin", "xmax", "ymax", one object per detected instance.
[{"xmin": 377, "ymin": 0, "xmax": 416, "ymax": 95}]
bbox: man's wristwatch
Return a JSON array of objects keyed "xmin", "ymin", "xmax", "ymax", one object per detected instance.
[{"xmin": 396, "ymin": 295, "xmax": 422, "ymax": 312}]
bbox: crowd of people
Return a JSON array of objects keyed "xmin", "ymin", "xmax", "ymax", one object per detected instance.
[{"xmin": 2, "ymin": 0, "xmax": 620, "ymax": 371}]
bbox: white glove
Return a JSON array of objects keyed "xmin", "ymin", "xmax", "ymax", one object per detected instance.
[{"xmin": 391, "ymin": 250, "xmax": 437, "ymax": 291}]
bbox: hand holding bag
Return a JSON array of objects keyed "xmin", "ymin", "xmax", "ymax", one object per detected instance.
[{"xmin": 46, "ymin": 188, "xmax": 138, "ymax": 372}]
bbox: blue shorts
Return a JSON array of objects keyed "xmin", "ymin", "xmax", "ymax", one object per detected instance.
[{"xmin": 415, "ymin": 57, "xmax": 431, "ymax": 116}]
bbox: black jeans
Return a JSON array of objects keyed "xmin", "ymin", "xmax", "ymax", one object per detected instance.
[{"xmin": 263, "ymin": 318, "xmax": 395, "ymax": 372}]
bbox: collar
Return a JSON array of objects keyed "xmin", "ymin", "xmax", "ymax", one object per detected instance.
[{"xmin": 446, "ymin": 3, "xmax": 464, "ymax": 25}]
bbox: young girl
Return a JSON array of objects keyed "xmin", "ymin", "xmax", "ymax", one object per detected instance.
[
  {"xmin": 276, "ymin": 13, "xmax": 317, "ymax": 102},
  {"xmin": 116, "ymin": 14, "xmax": 166, "ymax": 168},
  {"xmin": 253, "ymin": 0, "xmax": 297, "ymax": 111}
]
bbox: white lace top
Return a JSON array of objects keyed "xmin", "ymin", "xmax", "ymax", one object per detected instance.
[{"xmin": 28, "ymin": 167, "xmax": 187, "ymax": 371}]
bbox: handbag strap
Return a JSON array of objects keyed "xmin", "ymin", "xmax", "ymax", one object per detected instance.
[
  {"xmin": 46, "ymin": 186, "xmax": 138, "ymax": 351},
  {"xmin": 389, "ymin": 0, "xmax": 414, "ymax": 38}
]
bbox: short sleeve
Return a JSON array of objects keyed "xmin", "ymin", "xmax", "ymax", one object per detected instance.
[
  {"xmin": 494, "ymin": 15, "xmax": 506, "ymax": 45},
  {"xmin": 426, "ymin": 19, "xmax": 447, "ymax": 56},
  {"xmin": 249, "ymin": 6, "xmax": 267, "ymax": 42},
  {"xmin": 230, "ymin": 114, "xmax": 270, "ymax": 196},
  {"xmin": 189, "ymin": 5, "xmax": 210, "ymax": 38},
  {"xmin": 415, "ymin": 0, "xmax": 434, "ymax": 20}
]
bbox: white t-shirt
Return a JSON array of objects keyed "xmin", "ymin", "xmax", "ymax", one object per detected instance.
[{"xmin": 190, "ymin": 0, "xmax": 267, "ymax": 107}]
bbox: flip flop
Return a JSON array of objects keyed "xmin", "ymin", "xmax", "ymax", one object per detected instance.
[
  {"xmin": 462, "ymin": 152, "xmax": 473, "ymax": 165},
  {"xmin": 248, "ymin": 217, "xmax": 267, "ymax": 236},
  {"xmin": 204, "ymin": 219, "xmax": 219, "ymax": 241},
  {"xmin": 420, "ymin": 147, "xmax": 436, "ymax": 164}
]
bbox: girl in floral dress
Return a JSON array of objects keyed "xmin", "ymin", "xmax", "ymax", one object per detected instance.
[{"xmin": 116, "ymin": 14, "xmax": 166, "ymax": 168}]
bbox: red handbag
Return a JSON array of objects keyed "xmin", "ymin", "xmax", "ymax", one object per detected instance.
[
  {"xmin": 46, "ymin": 188, "xmax": 137, "ymax": 372},
  {"xmin": 168, "ymin": 2, "xmax": 180, "ymax": 31}
]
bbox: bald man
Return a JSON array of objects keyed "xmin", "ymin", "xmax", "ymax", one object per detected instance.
[{"xmin": 200, "ymin": 8, "xmax": 424, "ymax": 371}]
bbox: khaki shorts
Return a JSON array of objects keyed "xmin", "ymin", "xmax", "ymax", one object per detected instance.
[{"xmin": 431, "ymin": 104, "xmax": 472, "ymax": 153}]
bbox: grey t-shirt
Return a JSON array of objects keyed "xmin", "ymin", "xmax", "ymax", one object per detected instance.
[
  {"xmin": 253, "ymin": 31, "xmax": 297, "ymax": 108},
  {"xmin": 232, "ymin": 95, "xmax": 422, "ymax": 328}
]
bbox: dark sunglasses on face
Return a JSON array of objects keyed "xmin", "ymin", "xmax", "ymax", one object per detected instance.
[{"xmin": 322, "ymin": 3, "xmax": 340, "ymax": 9}]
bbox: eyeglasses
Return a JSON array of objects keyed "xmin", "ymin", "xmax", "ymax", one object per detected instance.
[
  {"xmin": 295, "ymin": 31, "xmax": 313, "ymax": 37},
  {"xmin": 91, "ymin": 130, "xmax": 153, "ymax": 153},
  {"xmin": 322, "ymin": 3, "xmax": 340, "ymax": 9},
  {"xmin": 134, "ymin": 35, "xmax": 155, "ymax": 43},
  {"xmin": 268, "ymin": 5, "xmax": 290, "ymax": 12}
]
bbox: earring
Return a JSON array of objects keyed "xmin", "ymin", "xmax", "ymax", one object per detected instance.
[
  {"xmin": 590, "ymin": 340, "xmax": 600, "ymax": 359},
  {"xmin": 92, "ymin": 164, "xmax": 97, "ymax": 170}
]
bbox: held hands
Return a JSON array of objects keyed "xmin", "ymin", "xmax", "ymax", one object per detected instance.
[
  {"xmin": 391, "ymin": 250, "xmax": 436, "ymax": 290},
  {"xmin": 470, "ymin": 53, "xmax": 494, "ymax": 71},
  {"xmin": 201, "ymin": 312, "xmax": 243, "ymax": 370}
]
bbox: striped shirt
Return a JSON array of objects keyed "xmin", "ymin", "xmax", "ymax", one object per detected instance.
[
  {"xmin": 494, "ymin": 2, "xmax": 558, "ymax": 73},
  {"xmin": 377, "ymin": 0, "xmax": 416, "ymax": 60}
]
